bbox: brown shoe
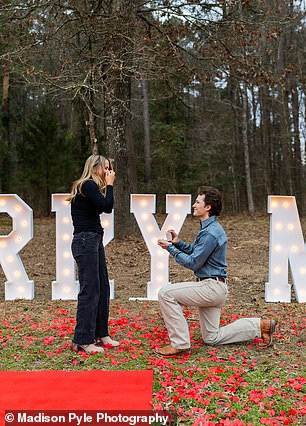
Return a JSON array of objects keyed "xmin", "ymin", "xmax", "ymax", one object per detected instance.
[
  {"xmin": 154, "ymin": 344, "xmax": 190, "ymax": 358},
  {"xmin": 260, "ymin": 319, "xmax": 276, "ymax": 347}
]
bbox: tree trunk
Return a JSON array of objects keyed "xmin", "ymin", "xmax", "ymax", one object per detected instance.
[
  {"xmin": 104, "ymin": 77, "xmax": 137, "ymax": 238},
  {"xmin": 241, "ymin": 84, "xmax": 254, "ymax": 214},
  {"xmin": 126, "ymin": 80, "xmax": 138, "ymax": 194},
  {"xmin": 88, "ymin": 110, "xmax": 99, "ymax": 155},
  {"xmin": 259, "ymin": 86, "xmax": 272, "ymax": 194},
  {"xmin": 291, "ymin": 86, "xmax": 302, "ymax": 206},
  {"xmin": 280, "ymin": 87, "xmax": 293, "ymax": 194},
  {"xmin": 1, "ymin": 64, "xmax": 10, "ymax": 192},
  {"xmin": 141, "ymin": 79, "xmax": 151, "ymax": 185},
  {"xmin": 103, "ymin": 0, "xmax": 138, "ymax": 237}
]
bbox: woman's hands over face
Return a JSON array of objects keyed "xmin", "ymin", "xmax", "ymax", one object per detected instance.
[{"xmin": 105, "ymin": 169, "xmax": 115, "ymax": 185}]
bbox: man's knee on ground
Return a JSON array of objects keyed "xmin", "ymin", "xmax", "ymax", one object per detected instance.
[{"xmin": 203, "ymin": 333, "xmax": 218, "ymax": 346}]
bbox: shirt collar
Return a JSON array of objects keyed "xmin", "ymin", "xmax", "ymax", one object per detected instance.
[{"xmin": 200, "ymin": 215, "xmax": 217, "ymax": 230}]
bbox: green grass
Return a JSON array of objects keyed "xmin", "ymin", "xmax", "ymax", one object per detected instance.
[{"xmin": 0, "ymin": 300, "xmax": 305, "ymax": 425}]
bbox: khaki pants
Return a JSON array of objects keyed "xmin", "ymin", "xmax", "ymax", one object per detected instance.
[{"xmin": 158, "ymin": 279, "xmax": 261, "ymax": 349}]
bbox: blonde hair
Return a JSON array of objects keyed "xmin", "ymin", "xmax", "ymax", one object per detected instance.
[{"xmin": 66, "ymin": 155, "xmax": 110, "ymax": 203}]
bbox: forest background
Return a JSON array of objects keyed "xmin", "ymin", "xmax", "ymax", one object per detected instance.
[
  {"xmin": 0, "ymin": 0, "xmax": 306, "ymax": 235},
  {"xmin": 1, "ymin": 3, "xmax": 306, "ymax": 425}
]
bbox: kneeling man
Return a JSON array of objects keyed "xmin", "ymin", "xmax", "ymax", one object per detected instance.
[{"xmin": 156, "ymin": 186, "xmax": 275, "ymax": 357}]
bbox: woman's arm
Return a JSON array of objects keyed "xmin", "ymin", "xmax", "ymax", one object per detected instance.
[{"xmin": 82, "ymin": 180, "xmax": 114, "ymax": 213}]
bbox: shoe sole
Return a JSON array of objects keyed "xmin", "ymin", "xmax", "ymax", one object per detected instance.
[
  {"xmin": 154, "ymin": 349, "xmax": 190, "ymax": 358},
  {"xmin": 267, "ymin": 320, "xmax": 276, "ymax": 347},
  {"xmin": 71, "ymin": 344, "xmax": 104, "ymax": 354},
  {"xmin": 95, "ymin": 341, "xmax": 120, "ymax": 348}
]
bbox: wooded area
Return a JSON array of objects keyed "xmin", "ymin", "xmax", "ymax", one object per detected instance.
[{"xmin": 0, "ymin": 1, "xmax": 305, "ymax": 236}]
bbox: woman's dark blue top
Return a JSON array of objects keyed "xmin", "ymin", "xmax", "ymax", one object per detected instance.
[{"xmin": 71, "ymin": 180, "xmax": 114, "ymax": 235}]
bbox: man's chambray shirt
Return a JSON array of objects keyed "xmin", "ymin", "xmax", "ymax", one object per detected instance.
[{"xmin": 167, "ymin": 215, "xmax": 227, "ymax": 279}]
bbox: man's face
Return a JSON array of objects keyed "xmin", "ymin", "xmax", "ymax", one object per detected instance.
[{"xmin": 192, "ymin": 194, "xmax": 210, "ymax": 220}]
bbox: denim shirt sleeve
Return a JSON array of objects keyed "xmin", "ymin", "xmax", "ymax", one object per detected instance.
[
  {"xmin": 167, "ymin": 232, "xmax": 218, "ymax": 272},
  {"xmin": 176, "ymin": 239, "xmax": 194, "ymax": 254}
]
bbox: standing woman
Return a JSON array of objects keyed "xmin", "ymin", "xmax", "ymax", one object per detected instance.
[{"xmin": 67, "ymin": 155, "xmax": 119, "ymax": 354}]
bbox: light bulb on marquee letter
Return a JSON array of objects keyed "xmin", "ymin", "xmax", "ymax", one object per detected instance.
[
  {"xmin": 0, "ymin": 194, "xmax": 34, "ymax": 300},
  {"xmin": 100, "ymin": 207, "xmax": 115, "ymax": 299},
  {"xmin": 51, "ymin": 194, "xmax": 115, "ymax": 300},
  {"xmin": 266, "ymin": 195, "xmax": 306, "ymax": 303},
  {"xmin": 130, "ymin": 194, "xmax": 191, "ymax": 300}
]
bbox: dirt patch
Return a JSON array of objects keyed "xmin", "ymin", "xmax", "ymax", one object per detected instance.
[{"xmin": 0, "ymin": 214, "xmax": 305, "ymax": 340}]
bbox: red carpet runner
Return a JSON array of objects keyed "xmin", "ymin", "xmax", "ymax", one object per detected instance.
[{"xmin": 0, "ymin": 370, "xmax": 153, "ymax": 424}]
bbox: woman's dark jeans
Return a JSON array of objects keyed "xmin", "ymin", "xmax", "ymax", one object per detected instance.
[{"xmin": 71, "ymin": 231, "xmax": 110, "ymax": 345}]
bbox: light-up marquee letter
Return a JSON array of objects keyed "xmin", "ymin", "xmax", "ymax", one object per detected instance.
[
  {"xmin": 52, "ymin": 194, "xmax": 115, "ymax": 300},
  {"xmin": 51, "ymin": 194, "xmax": 78, "ymax": 300},
  {"xmin": 0, "ymin": 195, "xmax": 34, "ymax": 300},
  {"xmin": 266, "ymin": 196, "xmax": 306, "ymax": 303},
  {"xmin": 131, "ymin": 194, "xmax": 191, "ymax": 300}
]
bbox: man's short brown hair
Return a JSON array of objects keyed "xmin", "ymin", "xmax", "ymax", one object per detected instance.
[{"xmin": 197, "ymin": 186, "xmax": 222, "ymax": 216}]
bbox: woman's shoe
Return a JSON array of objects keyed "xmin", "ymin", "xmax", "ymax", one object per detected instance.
[
  {"xmin": 95, "ymin": 336, "xmax": 120, "ymax": 347},
  {"xmin": 71, "ymin": 342, "xmax": 104, "ymax": 354}
]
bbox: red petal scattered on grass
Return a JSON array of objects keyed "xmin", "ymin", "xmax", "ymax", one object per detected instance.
[{"xmin": 1, "ymin": 306, "xmax": 305, "ymax": 425}]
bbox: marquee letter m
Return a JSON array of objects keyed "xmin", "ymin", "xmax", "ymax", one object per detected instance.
[{"xmin": 266, "ymin": 196, "xmax": 306, "ymax": 303}]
